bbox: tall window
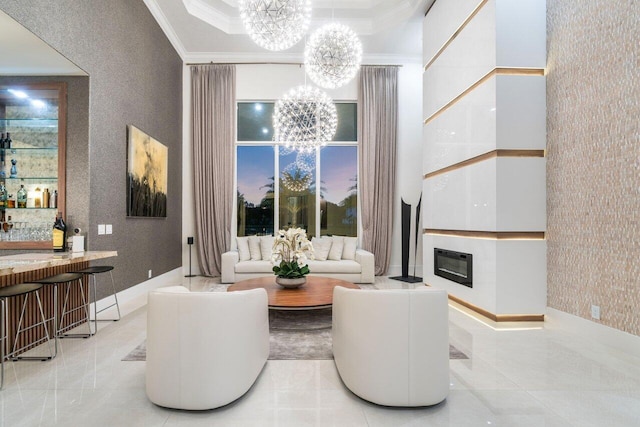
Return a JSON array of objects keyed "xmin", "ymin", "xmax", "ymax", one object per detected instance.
[
  {"xmin": 237, "ymin": 146, "xmax": 274, "ymax": 236},
  {"xmin": 320, "ymin": 146, "xmax": 358, "ymax": 237},
  {"xmin": 236, "ymin": 101, "xmax": 357, "ymax": 237}
]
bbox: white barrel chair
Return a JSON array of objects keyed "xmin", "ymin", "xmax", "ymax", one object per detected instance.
[
  {"xmin": 332, "ymin": 286, "xmax": 450, "ymax": 407},
  {"xmin": 146, "ymin": 286, "xmax": 269, "ymax": 410}
]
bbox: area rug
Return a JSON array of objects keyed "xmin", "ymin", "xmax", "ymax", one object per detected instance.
[{"xmin": 123, "ymin": 308, "xmax": 468, "ymax": 361}]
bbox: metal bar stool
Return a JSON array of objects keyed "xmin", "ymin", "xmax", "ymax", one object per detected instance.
[
  {"xmin": 0, "ymin": 283, "xmax": 55, "ymax": 389},
  {"xmin": 71, "ymin": 266, "xmax": 121, "ymax": 329},
  {"xmin": 36, "ymin": 273, "xmax": 92, "ymax": 338}
]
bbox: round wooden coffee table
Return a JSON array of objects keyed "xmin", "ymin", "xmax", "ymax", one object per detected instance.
[{"xmin": 228, "ymin": 276, "xmax": 360, "ymax": 310}]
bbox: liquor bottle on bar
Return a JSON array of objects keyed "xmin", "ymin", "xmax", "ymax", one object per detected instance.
[
  {"xmin": 3, "ymin": 215, "xmax": 12, "ymax": 233},
  {"xmin": 5, "ymin": 132, "xmax": 11, "ymax": 149},
  {"xmin": 17, "ymin": 185, "xmax": 27, "ymax": 208},
  {"xmin": 52, "ymin": 212, "xmax": 67, "ymax": 252},
  {"xmin": 0, "ymin": 133, "xmax": 4, "ymax": 164},
  {"xmin": 43, "ymin": 188, "xmax": 50, "ymax": 208},
  {"xmin": 0, "ymin": 184, "xmax": 6, "ymax": 208}
]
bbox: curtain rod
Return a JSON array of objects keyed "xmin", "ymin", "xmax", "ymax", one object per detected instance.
[{"xmin": 185, "ymin": 61, "xmax": 403, "ymax": 67}]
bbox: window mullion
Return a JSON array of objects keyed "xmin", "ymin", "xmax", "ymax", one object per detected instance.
[
  {"xmin": 274, "ymin": 145, "xmax": 279, "ymax": 233},
  {"xmin": 315, "ymin": 148, "xmax": 321, "ymax": 238}
]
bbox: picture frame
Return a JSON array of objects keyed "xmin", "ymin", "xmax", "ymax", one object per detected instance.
[{"xmin": 126, "ymin": 125, "xmax": 168, "ymax": 217}]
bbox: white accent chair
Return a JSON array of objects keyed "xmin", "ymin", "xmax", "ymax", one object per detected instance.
[
  {"xmin": 332, "ymin": 286, "xmax": 450, "ymax": 407},
  {"xmin": 145, "ymin": 286, "xmax": 269, "ymax": 410}
]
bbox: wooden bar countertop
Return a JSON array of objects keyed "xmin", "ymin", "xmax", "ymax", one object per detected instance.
[{"xmin": 0, "ymin": 251, "xmax": 118, "ymax": 276}]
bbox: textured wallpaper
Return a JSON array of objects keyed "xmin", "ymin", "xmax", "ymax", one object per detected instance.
[{"xmin": 547, "ymin": 0, "xmax": 640, "ymax": 335}]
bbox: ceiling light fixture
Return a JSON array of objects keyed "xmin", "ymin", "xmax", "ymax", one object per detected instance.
[
  {"xmin": 304, "ymin": 23, "xmax": 363, "ymax": 89},
  {"xmin": 238, "ymin": 0, "xmax": 312, "ymax": 51},
  {"xmin": 273, "ymin": 85, "xmax": 338, "ymax": 153},
  {"xmin": 282, "ymin": 161, "xmax": 313, "ymax": 192}
]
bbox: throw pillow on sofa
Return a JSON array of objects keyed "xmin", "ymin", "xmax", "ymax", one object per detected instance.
[
  {"xmin": 342, "ymin": 237, "xmax": 358, "ymax": 260},
  {"xmin": 248, "ymin": 236, "xmax": 262, "ymax": 261},
  {"xmin": 312, "ymin": 237, "xmax": 332, "ymax": 261},
  {"xmin": 328, "ymin": 236, "xmax": 344, "ymax": 260},
  {"xmin": 236, "ymin": 236, "xmax": 251, "ymax": 261},
  {"xmin": 260, "ymin": 236, "xmax": 274, "ymax": 261}
]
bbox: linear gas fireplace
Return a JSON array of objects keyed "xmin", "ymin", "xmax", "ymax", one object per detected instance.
[{"xmin": 434, "ymin": 248, "xmax": 473, "ymax": 288}]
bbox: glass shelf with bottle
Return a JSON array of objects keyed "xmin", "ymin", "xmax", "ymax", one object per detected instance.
[
  {"xmin": 3, "ymin": 207, "xmax": 58, "ymax": 210},
  {"xmin": 0, "ymin": 118, "xmax": 58, "ymax": 125},
  {"xmin": 0, "ymin": 184, "xmax": 58, "ymax": 211},
  {"xmin": 0, "ymin": 177, "xmax": 58, "ymax": 181},
  {"xmin": 1, "ymin": 147, "xmax": 58, "ymax": 152}
]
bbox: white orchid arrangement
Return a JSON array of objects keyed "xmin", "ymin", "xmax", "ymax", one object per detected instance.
[{"xmin": 271, "ymin": 227, "xmax": 315, "ymax": 278}]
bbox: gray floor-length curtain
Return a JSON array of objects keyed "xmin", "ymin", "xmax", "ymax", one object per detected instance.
[
  {"xmin": 358, "ymin": 66, "xmax": 398, "ymax": 276},
  {"xmin": 191, "ymin": 65, "xmax": 236, "ymax": 276}
]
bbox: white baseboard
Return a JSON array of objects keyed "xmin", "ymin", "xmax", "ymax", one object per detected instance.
[
  {"xmin": 546, "ymin": 307, "xmax": 640, "ymax": 358},
  {"xmin": 386, "ymin": 264, "xmax": 423, "ymax": 278},
  {"xmin": 90, "ymin": 267, "xmax": 182, "ymax": 318}
]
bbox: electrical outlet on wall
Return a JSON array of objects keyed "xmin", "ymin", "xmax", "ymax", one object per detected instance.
[
  {"xmin": 591, "ymin": 305, "xmax": 601, "ymax": 320},
  {"xmin": 106, "ymin": 224, "xmax": 113, "ymax": 234},
  {"xmin": 98, "ymin": 224, "xmax": 105, "ymax": 235},
  {"xmin": 148, "ymin": 269, "xmax": 152, "ymax": 279}
]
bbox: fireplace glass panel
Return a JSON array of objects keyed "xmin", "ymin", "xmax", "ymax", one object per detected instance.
[{"xmin": 434, "ymin": 248, "xmax": 472, "ymax": 287}]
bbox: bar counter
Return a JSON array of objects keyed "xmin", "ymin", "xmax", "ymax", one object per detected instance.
[
  {"xmin": 0, "ymin": 251, "xmax": 118, "ymax": 276},
  {"xmin": 0, "ymin": 251, "xmax": 118, "ymax": 357}
]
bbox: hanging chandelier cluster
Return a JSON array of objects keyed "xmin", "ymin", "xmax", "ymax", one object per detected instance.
[
  {"xmin": 304, "ymin": 23, "xmax": 363, "ymax": 89},
  {"xmin": 238, "ymin": 1, "xmax": 362, "ymax": 152},
  {"xmin": 273, "ymin": 85, "xmax": 337, "ymax": 153},
  {"xmin": 238, "ymin": 0, "xmax": 312, "ymax": 51}
]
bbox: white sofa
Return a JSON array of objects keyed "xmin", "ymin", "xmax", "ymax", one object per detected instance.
[
  {"xmin": 332, "ymin": 286, "xmax": 450, "ymax": 407},
  {"xmin": 145, "ymin": 286, "xmax": 269, "ymax": 410},
  {"xmin": 222, "ymin": 235, "xmax": 375, "ymax": 283}
]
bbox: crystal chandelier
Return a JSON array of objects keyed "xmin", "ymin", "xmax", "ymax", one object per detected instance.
[
  {"xmin": 304, "ymin": 23, "xmax": 363, "ymax": 89},
  {"xmin": 273, "ymin": 85, "xmax": 338, "ymax": 152},
  {"xmin": 239, "ymin": 0, "xmax": 312, "ymax": 51},
  {"xmin": 282, "ymin": 161, "xmax": 313, "ymax": 192}
]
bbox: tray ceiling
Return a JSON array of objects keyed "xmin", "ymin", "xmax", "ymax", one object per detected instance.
[{"xmin": 144, "ymin": 0, "xmax": 434, "ymax": 63}]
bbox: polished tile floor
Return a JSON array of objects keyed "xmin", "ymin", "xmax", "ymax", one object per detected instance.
[{"xmin": 1, "ymin": 275, "xmax": 639, "ymax": 426}]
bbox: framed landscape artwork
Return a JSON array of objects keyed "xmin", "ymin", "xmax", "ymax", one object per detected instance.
[{"xmin": 127, "ymin": 125, "xmax": 168, "ymax": 217}]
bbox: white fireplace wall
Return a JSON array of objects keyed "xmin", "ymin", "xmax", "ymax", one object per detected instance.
[
  {"xmin": 424, "ymin": 157, "xmax": 546, "ymax": 232},
  {"xmin": 422, "ymin": 0, "xmax": 547, "ymax": 317},
  {"xmin": 425, "ymin": 234, "xmax": 546, "ymax": 314},
  {"xmin": 424, "ymin": 75, "xmax": 546, "ymax": 174}
]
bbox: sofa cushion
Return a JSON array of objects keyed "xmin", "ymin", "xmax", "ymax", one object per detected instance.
[
  {"xmin": 312, "ymin": 237, "xmax": 332, "ymax": 261},
  {"xmin": 235, "ymin": 260, "xmax": 274, "ymax": 274},
  {"xmin": 260, "ymin": 236, "xmax": 274, "ymax": 261},
  {"xmin": 342, "ymin": 237, "xmax": 358, "ymax": 260},
  {"xmin": 236, "ymin": 237, "xmax": 251, "ymax": 261},
  {"xmin": 307, "ymin": 260, "xmax": 361, "ymax": 274},
  {"xmin": 248, "ymin": 236, "xmax": 262, "ymax": 261},
  {"xmin": 328, "ymin": 237, "xmax": 344, "ymax": 260}
]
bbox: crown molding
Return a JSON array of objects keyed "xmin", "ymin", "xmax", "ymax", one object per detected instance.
[
  {"xmin": 183, "ymin": 51, "xmax": 305, "ymax": 64},
  {"xmin": 183, "ymin": 51, "xmax": 421, "ymax": 65},
  {"xmin": 144, "ymin": 0, "xmax": 187, "ymax": 59}
]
